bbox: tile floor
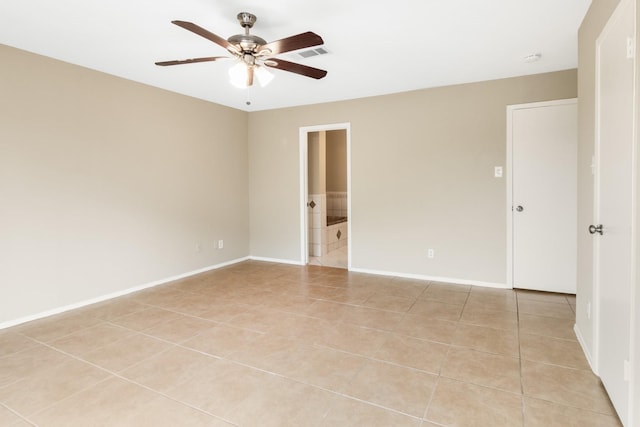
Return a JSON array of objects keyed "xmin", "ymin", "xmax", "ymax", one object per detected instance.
[
  {"xmin": 0, "ymin": 261, "xmax": 621, "ymax": 426},
  {"xmin": 308, "ymin": 245, "xmax": 348, "ymax": 269}
]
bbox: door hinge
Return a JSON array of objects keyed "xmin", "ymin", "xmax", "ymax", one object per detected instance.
[{"xmin": 627, "ymin": 37, "xmax": 635, "ymax": 59}]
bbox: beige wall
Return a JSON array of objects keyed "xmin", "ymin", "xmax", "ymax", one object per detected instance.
[
  {"xmin": 326, "ymin": 130, "xmax": 347, "ymax": 192},
  {"xmin": 575, "ymin": 0, "xmax": 622, "ymax": 366},
  {"xmin": 0, "ymin": 45, "xmax": 249, "ymax": 325},
  {"xmin": 249, "ymin": 70, "xmax": 577, "ymax": 282},
  {"xmin": 1, "ymin": 43, "xmax": 579, "ymax": 325},
  {"xmin": 307, "ymin": 131, "xmax": 325, "ymax": 194}
]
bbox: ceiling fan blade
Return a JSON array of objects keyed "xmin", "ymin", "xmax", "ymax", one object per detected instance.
[
  {"xmin": 171, "ymin": 20, "xmax": 240, "ymax": 54},
  {"xmin": 265, "ymin": 58, "xmax": 327, "ymax": 80},
  {"xmin": 258, "ymin": 31, "xmax": 323, "ymax": 55},
  {"xmin": 155, "ymin": 56, "xmax": 227, "ymax": 66}
]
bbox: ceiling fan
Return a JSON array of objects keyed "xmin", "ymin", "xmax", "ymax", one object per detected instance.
[{"xmin": 155, "ymin": 12, "xmax": 327, "ymax": 87}]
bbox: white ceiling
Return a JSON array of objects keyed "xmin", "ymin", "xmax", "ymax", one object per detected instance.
[{"xmin": 0, "ymin": 0, "xmax": 591, "ymax": 112}]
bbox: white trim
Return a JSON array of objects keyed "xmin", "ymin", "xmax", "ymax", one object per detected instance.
[
  {"xmin": 629, "ymin": 0, "xmax": 638, "ymax": 422},
  {"xmin": 349, "ymin": 267, "xmax": 508, "ymax": 289},
  {"xmin": 593, "ymin": 1, "xmax": 637, "ymax": 423},
  {"xmin": 0, "ymin": 257, "xmax": 249, "ymax": 330},
  {"xmin": 593, "ymin": 13, "xmax": 605, "ymax": 379},
  {"xmin": 298, "ymin": 123, "xmax": 352, "ymax": 269},
  {"xmin": 248, "ymin": 256, "xmax": 304, "ymax": 266},
  {"xmin": 505, "ymin": 98, "xmax": 578, "ymax": 289},
  {"xmin": 575, "ymin": 323, "xmax": 597, "ymax": 373}
]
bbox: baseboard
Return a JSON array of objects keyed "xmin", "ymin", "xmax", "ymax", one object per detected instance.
[
  {"xmin": 574, "ymin": 323, "xmax": 598, "ymax": 375},
  {"xmin": 0, "ymin": 256, "xmax": 250, "ymax": 330},
  {"xmin": 248, "ymin": 256, "xmax": 305, "ymax": 266},
  {"xmin": 349, "ymin": 267, "xmax": 509, "ymax": 289}
]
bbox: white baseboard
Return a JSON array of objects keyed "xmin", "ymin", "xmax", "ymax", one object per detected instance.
[
  {"xmin": 0, "ymin": 256, "xmax": 250, "ymax": 330},
  {"xmin": 574, "ymin": 323, "xmax": 598, "ymax": 375},
  {"xmin": 349, "ymin": 267, "xmax": 509, "ymax": 289},
  {"xmin": 249, "ymin": 256, "xmax": 305, "ymax": 266},
  {"xmin": 1, "ymin": 258, "xmax": 509, "ymax": 330}
]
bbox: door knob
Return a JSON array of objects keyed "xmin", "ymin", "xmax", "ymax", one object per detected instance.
[
  {"xmin": 515, "ymin": 205, "xmax": 524, "ymax": 212},
  {"xmin": 588, "ymin": 224, "xmax": 603, "ymax": 235}
]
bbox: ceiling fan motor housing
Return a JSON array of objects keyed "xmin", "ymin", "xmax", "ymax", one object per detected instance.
[
  {"xmin": 227, "ymin": 12, "xmax": 267, "ymax": 54},
  {"xmin": 227, "ymin": 34, "xmax": 267, "ymax": 53}
]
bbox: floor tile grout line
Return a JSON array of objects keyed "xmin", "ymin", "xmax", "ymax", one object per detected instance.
[
  {"xmin": 0, "ymin": 401, "xmax": 35, "ymax": 427},
  {"xmin": 515, "ymin": 290, "xmax": 527, "ymax": 426},
  {"xmin": 179, "ymin": 343, "xmax": 427, "ymax": 422},
  {"xmin": 20, "ymin": 339, "xmax": 235, "ymax": 425},
  {"xmin": 4, "ymin": 263, "xmax": 613, "ymax": 425},
  {"xmin": 20, "ymin": 376, "xmax": 116, "ymax": 424}
]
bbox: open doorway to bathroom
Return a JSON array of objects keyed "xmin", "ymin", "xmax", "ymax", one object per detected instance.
[{"xmin": 299, "ymin": 123, "xmax": 351, "ymax": 269}]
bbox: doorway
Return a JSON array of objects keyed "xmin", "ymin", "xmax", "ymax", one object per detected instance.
[
  {"xmin": 298, "ymin": 123, "xmax": 351, "ymax": 269},
  {"xmin": 506, "ymin": 99, "xmax": 578, "ymax": 293}
]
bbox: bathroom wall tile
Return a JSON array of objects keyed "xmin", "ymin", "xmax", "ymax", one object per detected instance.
[{"xmin": 312, "ymin": 229, "xmax": 322, "ymax": 245}]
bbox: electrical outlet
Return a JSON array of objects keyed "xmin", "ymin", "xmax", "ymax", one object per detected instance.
[
  {"xmin": 218, "ymin": 240, "xmax": 224, "ymax": 249},
  {"xmin": 427, "ymin": 249, "xmax": 435, "ymax": 259},
  {"xmin": 494, "ymin": 166, "xmax": 503, "ymax": 178}
]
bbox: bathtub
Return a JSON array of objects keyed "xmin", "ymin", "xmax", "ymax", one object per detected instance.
[{"xmin": 327, "ymin": 215, "xmax": 348, "ymax": 226}]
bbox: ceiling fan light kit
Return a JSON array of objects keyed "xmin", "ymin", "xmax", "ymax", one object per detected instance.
[{"xmin": 155, "ymin": 12, "xmax": 327, "ymax": 90}]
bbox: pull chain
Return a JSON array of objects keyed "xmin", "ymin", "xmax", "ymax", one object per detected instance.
[{"xmin": 245, "ymin": 86, "xmax": 251, "ymax": 106}]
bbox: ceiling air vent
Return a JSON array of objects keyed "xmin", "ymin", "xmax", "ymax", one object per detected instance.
[{"xmin": 298, "ymin": 47, "xmax": 329, "ymax": 59}]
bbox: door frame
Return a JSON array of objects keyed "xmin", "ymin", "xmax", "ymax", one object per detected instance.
[
  {"xmin": 298, "ymin": 123, "xmax": 352, "ymax": 268},
  {"xmin": 506, "ymin": 98, "xmax": 578, "ymax": 289},
  {"xmin": 592, "ymin": 0, "xmax": 637, "ymax": 422}
]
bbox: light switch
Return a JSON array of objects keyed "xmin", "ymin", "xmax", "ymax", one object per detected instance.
[{"xmin": 494, "ymin": 166, "xmax": 503, "ymax": 178}]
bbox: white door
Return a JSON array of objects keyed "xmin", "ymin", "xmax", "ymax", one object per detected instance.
[
  {"xmin": 594, "ymin": 0, "xmax": 635, "ymax": 423},
  {"xmin": 508, "ymin": 99, "xmax": 577, "ymax": 293}
]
